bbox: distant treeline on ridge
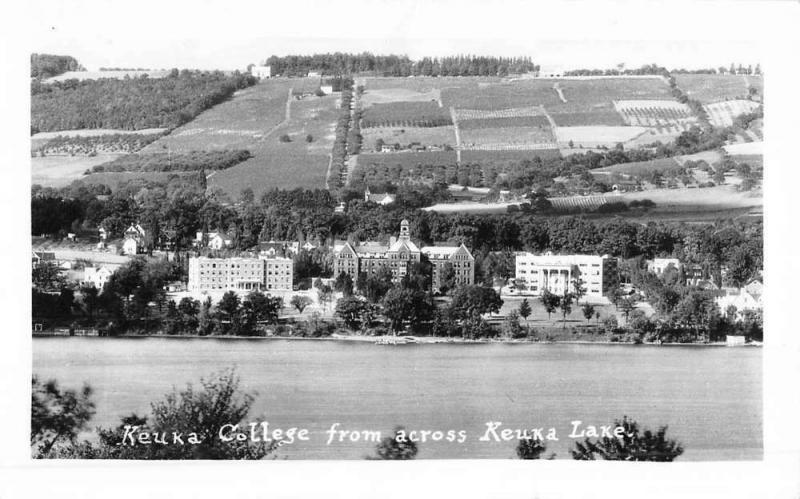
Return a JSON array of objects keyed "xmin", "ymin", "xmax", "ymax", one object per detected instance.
[
  {"xmin": 31, "ymin": 53, "xmax": 85, "ymax": 79},
  {"xmin": 263, "ymin": 53, "xmax": 538, "ymax": 77}
]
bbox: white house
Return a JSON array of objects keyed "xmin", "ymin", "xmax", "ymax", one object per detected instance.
[
  {"xmin": 196, "ymin": 231, "xmax": 233, "ymax": 250},
  {"xmin": 83, "ymin": 266, "xmax": 113, "ymax": 290},
  {"xmin": 365, "ymin": 187, "xmax": 396, "ymax": 205},
  {"xmin": 251, "ymin": 65, "xmax": 272, "ymax": 79},
  {"xmin": 647, "ymin": 258, "xmax": 682, "ymax": 276},
  {"xmin": 122, "ymin": 224, "xmax": 146, "ymax": 255},
  {"xmin": 715, "ymin": 284, "xmax": 763, "ymax": 319},
  {"xmin": 514, "ymin": 252, "xmax": 612, "ymax": 301},
  {"xmin": 320, "ymin": 85, "xmax": 334, "ymax": 94}
]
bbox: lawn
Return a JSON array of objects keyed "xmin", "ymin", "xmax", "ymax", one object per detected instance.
[
  {"xmin": 78, "ymin": 171, "xmax": 193, "ymax": 189},
  {"xmin": 673, "ymin": 74, "xmax": 750, "ymax": 103}
]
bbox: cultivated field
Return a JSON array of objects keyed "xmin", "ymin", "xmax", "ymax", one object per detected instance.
[
  {"xmin": 31, "ymin": 154, "xmax": 123, "ymax": 188},
  {"xmin": 554, "ymin": 126, "xmax": 648, "ymax": 147},
  {"xmin": 673, "ymin": 74, "xmax": 749, "ymax": 103},
  {"xmin": 614, "ymin": 99, "xmax": 697, "ymax": 132},
  {"xmin": 442, "ymin": 79, "xmax": 562, "ymax": 110},
  {"xmin": 460, "ymin": 123, "xmax": 556, "ymax": 149},
  {"xmin": 704, "ymin": 100, "xmax": 761, "ymax": 127},
  {"xmin": 361, "ymin": 101, "xmax": 451, "ymax": 127},
  {"xmin": 138, "ymin": 78, "xmax": 335, "ymax": 196},
  {"xmin": 593, "ymin": 157, "xmax": 682, "ymax": 176},
  {"xmin": 208, "ymin": 91, "xmax": 340, "ymax": 196},
  {"xmin": 547, "ymin": 195, "xmax": 610, "ymax": 212},
  {"xmin": 361, "ymin": 126, "xmax": 456, "ymax": 149},
  {"xmin": 141, "ymin": 79, "xmax": 294, "ymax": 153},
  {"xmin": 360, "ymin": 88, "xmax": 441, "ymax": 107},
  {"xmin": 459, "ymin": 149, "xmax": 561, "ymax": 165}
]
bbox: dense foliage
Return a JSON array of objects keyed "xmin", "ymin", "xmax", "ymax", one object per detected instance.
[{"xmin": 31, "ymin": 70, "xmax": 256, "ymax": 132}]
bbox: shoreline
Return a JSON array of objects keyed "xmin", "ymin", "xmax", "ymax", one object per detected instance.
[{"xmin": 32, "ymin": 332, "xmax": 759, "ymax": 347}]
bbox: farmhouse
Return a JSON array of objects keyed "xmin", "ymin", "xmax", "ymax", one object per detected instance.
[
  {"xmin": 251, "ymin": 65, "xmax": 272, "ymax": 79},
  {"xmin": 514, "ymin": 252, "xmax": 614, "ymax": 301},
  {"xmin": 188, "ymin": 256, "xmax": 293, "ymax": 292},
  {"xmin": 333, "ymin": 220, "xmax": 475, "ymax": 291},
  {"xmin": 320, "ymin": 85, "xmax": 334, "ymax": 95}
]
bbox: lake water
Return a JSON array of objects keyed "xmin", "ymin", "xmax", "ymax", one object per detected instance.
[{"xmin": 32, "ymin": 338, "xmax": 762, "ymax": 460}]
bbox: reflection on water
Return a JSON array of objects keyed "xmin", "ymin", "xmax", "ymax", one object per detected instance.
[{"xmin": 32, "ymin": 338, "xmax": 762, "ymax": 460}]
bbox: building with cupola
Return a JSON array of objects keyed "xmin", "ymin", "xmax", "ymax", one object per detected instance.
[{"xmin": 333, "ymin": 220, "xmax": 475, "ymax": 292}]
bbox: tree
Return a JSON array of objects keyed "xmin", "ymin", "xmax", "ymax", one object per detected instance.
[
  {"xmin": 540, "ymin": 289, "xmax": 560, "ymax": 321},
  {"xmin": 381, "ymin": 286, "xmax": 433, "ymax": 332},
  {"xmin": 559, "ymin": 291, "xmax": 575, "ymax": 329},
  {"xmin": 80, "ymin": 285, "xmax": 100, "ymax": 321},
  {"xmin": 290, "ymin": 295, "xmax": 312, "ymax": 313},
  {"xmin": 713, "ymin": 169, "xmax": 726, "ymax": 185},
  {"xmin": 335, "ymin": 296, "xmax": 368, "ymax": 329},
  {"xmin": 317, "ymin": 284, "xmax": 334, "ymax": 310},
  {"xmin": 437, "ymin": 262, "xmax": 457, "ymax": 295},
  {"xmin": 358, "ymin": 266, "xmax": 394, "ymax": 303},
  {"xmin": 582, "ymin": 303, "xmax": 596, "ymax": 324},
  {"xmin": 370, "ymin": 426, "xmax": 418, "ymax": 460},
  {"xmin": 518, "ymin": 298, "xmax": 532, "ymax": 322},
  {"xmin": 449, "ymin": 285, "xmax": 503, "ymax": 320},
  {"xmin": 31, "ymin": 376, "xmax": 96, "ymax": 458},
  {"xmin": 87, "ymin": 369, "xmax": 277, "ymax": 460},
  {"xmin": 618, "ymin": 296, "xmax": 636, "ymax": 325},
  {"xmin": 305, "ymin": 134, "xmax": 314, "ymax": 142},
  {"xmin": 334, "ymin": 271, "xmax": 354, "ymax": 297},
  {"xmin": 217, "ymin": 291, "xmax": 240, "ymax": 321},
  {"xmin": 241, "ymin": 291, "xmax": 282, "ymax": 332},
  {"xmin": 32, "ymin": 261, "xmax": 65, "ymax": 291},
  {"xmin": 279, "ymin": 134, "xmax": 291, "ymax": 143},
  {"xmin": 570, "ymin": 416, "xmax": 683, "ymax": 461},
  {"xmin": 516, "ymin": 437, "xmax": 549, "ymax": 459}
]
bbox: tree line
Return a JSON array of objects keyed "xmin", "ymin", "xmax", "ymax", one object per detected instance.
[{"xmin": 263, "ymin": 53, "xmax": 537, "ymax": 77}]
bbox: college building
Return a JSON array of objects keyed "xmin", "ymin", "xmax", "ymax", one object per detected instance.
[
  {"xmin": 188, "ymin": 256, "xmax": 293, "ymax": 292},
  {"xmin": 514, "ymin": 252, "xmax": 613, "ymax": 300},
  {"xmin": 333, "ymin": 220, "xmax": 475, "ymax": 292}
]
